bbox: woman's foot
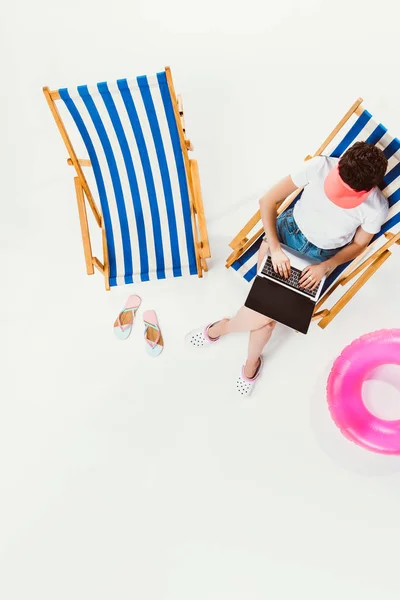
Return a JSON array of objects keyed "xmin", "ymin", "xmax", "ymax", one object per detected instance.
[
  {"xmin": 244, "ymin": 357, "xmax": 261, "ymax": 379},
  {"xmin": 236, "ymin": 357, "xmax": 263, "ymax": 397},
  {"xmin": 207, "ymin": 318, "xmax": 230, "ymax": 339},
  {"xmin": 185, "ymin": 320, "xmax": 228, "ymax": 348}
]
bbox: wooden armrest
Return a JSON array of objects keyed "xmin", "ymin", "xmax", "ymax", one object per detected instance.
[
  {"xmin": 385, "ymin": 231, "xmax": 400, "ymax": 245},
  {"xmin": 67, "ymin": 158, "xmax": 92, "ymax": 167},
  {"xmin": 229, "ymin": 210, "xmax": 261, "ymax": 249}
]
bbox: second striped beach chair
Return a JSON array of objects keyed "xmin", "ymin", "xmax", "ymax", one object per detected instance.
[
  {"xmin": 226, "ymin": 98, "xmax": 400, "ymax": 328},
  {"xmin": 43, "ymin": 67, "xmax": 210, "ymax": 290}
]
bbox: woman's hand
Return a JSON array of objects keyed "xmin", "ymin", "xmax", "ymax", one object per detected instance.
[
  {"xmin": 270, "ymin": 247, "xmax": 291, "ymax": 279},
  {"xmin": 299, "ymin": 263, "xmax": 330, "ymax": 291}
]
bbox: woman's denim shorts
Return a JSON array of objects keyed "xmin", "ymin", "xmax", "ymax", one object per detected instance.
[{"xmin": 267, "ymin": 207, "xmax": 339, "ymax": 262}]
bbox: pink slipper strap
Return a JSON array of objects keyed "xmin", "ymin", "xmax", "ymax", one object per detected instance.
[
  {"xmin": 117, "ymin": 307, "xmax": 138, "ymax": 331},
  {"xmin": 144, "ymin": 320, "xmax": 161, "ymax": 349},
  {"xmin": 241, "ymin": 357, "xmax": 263, "ymax": 383},
  {"xmin": 204, "ymin": 322, "xmax": 220, "ymax": 343}
]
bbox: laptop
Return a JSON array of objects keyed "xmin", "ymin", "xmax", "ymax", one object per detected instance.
[{"xmin": 245, "ymin": 244, "xmax": 326, "ymax": 334}]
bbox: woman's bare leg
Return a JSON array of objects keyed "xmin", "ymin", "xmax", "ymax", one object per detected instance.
[
  {"xmin": 207, "ymin": 239, "xmax": 276, "ymax": 377},
  {"xmin": 244, "ymin": 321, "xmax": 276, "ymax": 377},
  {"xmin": 209, "ymin": 239, "xmax": 272, "ymax": 339},
  {"xmin": 209, "ymin": 307, "xmax": 272, "ymax": 338}
]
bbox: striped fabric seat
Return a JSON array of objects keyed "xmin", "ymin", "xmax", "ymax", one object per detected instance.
[
  {"xmin": 59, "ymin": 71, "xmax": 198, "ymax": 286},
  {"xmin": 231, "ymin": 107, "xmax": 400, "ymax": 294}
]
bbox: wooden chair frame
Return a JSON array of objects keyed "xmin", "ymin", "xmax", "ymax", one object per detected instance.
[
  {"xmin": 226, "ymin": 98, "xmax": 400, "ymax": 328},
  {"xmin": 43, "ymin": 66, "xmax": 210, "ymax": 290}
]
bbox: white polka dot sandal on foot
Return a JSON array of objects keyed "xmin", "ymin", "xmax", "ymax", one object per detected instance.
[
  {"xmin": 236, "ymin": 357, "xmax": 264, "ymax": 397},
  {"xmin": 185, "ymin": 322, "xmax": 222, "ymax": 348}
]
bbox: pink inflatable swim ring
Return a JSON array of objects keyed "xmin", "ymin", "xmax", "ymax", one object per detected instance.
[{"xmin": 327, "ymin": 329, "xmax": 400, "ymax": 455}]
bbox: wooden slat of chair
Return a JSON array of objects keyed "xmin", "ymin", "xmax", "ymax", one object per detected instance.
[
  {"xmin": 226, "ymin": 247, "xmax": 242, "ymax": 265},
  {"xmin": 190, "ymin": 159, "xmax": 211, "ymax": 259},
  {"xmin": 68, "ymin": 158, "xmax": 92, "ymax": 167},
  {"xmin": 314, "ymin": 275, "xmax": 345, "ymax": 314},
  {"xmin": 201, "ymin": 257, "xmax": 209, "ymax": 272},
  {"xmin": 312, "ymin": 309, "xmax": 329, "ymax": 321},
  {"xmin": 317, "ymin": 249, "xmax": 392, "ymax": 329},
  {"xmin": 101, "ymin": 218, "xmax": 111, "ymax": 291},
  {"xmin": 177, "ymin": 94, "xmax": 193, "ymax": 151},
  {"xmin": 229, "ymin": 210, "xmax": 262, "ymax": 250},
  {"xmin": 226, "ymin": 227, "xmax": 264, "ymax": 268},
  {"xmin": 74, "ymin": 176, "xmax": 111, "ymax": 289},
  {"xmin": 339, "ymin": 230, "xmax": 400, "ymax": 287},
  {"xmin": 92, "ymin": 257, "xmax": 105, "ymax": 273},
  {"xmin": 276, "ymin": 188, "xmax": 305, "ymax": 216},
  {"xmin": 385, "ymin": 231, "xmax": 400, "ymax": 245},
  {"xmin": 314, "ymin": 242, "xmax": 381, "ymax": 313},
  {"xmin": 315, "ymin": 227, "xmax": 400, "ymax": 315},
  {"xmin": 74, "ymin": 177, "xmax": 94, "ymax": 275}
]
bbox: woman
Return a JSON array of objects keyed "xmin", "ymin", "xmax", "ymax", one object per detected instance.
[{"xmin": 186, "ymin": 142, "xmax": 389, "ymax": 396}]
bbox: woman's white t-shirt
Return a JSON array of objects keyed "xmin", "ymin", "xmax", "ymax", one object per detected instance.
[{"xmin": 290, "ymin": 156, "xmax": 388, "ymax": 250}]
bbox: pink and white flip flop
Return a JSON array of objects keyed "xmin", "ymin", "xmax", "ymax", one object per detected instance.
[
  {"xmin": 113, "ymin": 295, "xmax": 141, "ymax": 340},
  {"xmin": 143, "ymin": 310, "xmax": 164, "ymax": 357}
]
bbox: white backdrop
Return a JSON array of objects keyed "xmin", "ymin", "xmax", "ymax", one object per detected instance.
[{"xmin": 2, "ymin": 1, "xmax": 400, "ymax": 599}]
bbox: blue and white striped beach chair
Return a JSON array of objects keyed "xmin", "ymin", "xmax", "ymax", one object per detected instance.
[
  {"xmin": 44, "ymin": 67, "xmax": 210, "ymax": 289},
  {"xmin": 226, "ymin": 98, "xmax": 400, "ymax": 328}
]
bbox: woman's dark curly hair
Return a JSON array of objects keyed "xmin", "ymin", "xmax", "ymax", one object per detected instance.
[{"xmin": 338, "ymin": 141, "xmax": 388, "ymax": 191}]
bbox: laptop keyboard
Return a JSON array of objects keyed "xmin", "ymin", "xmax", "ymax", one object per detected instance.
[{"xmin": 261, "ymin": 256, "xmax": 320, "ymax": 299}]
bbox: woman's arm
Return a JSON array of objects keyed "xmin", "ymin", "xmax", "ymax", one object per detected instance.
[
  {"xmin": 259, "ymin": 175, "xmax": 298, "ymax": 278},
  {"xmin": 299, "ymin": 227, "xmax": 374, "ymax": 290},
  {"xmin": 325, "ymin": 227, "xmax": 374, "ymax": 273}
]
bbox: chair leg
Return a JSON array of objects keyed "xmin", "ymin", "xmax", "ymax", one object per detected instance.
[
  {"xmin": 201, "ymin": 256, "xmax": 208, "ymax": 272},
  {"xmin": 101, "ymin": 220, "xmax": 110, "ymax": 291},
  {"xmin": 318, "ymin": 249, "xmax": 391, "ymax": 329},
  {"xmin": 197, "ymin": 248, "xmax": 203, "ymax": 278},
  {"xmin": 74, "ymin": 177, "xmax": 94, "ymax": 275},
  {"xmin": 190, "ymin": 159, "xmax": 210, "ymax": 259}
]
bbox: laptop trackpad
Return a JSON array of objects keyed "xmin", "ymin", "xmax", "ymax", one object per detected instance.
[{"xmin": 245, "ymin": 276, "xmax": 315, "ymax": 334}]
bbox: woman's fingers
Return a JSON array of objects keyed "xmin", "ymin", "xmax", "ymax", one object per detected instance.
[
  {"xmin": 305, "ymin": 276, "xmax": 319, "ymax": 290},
  {"xmin": 273, "ymin": 259, "xmax": 291, "ymax": 279},
  {"xmin": 304, "ymin": 279, "xmax": 315, "ymax": 290},
  {"xmin": 300, "ymin": 271, "xmax": 316, "ymax": 289},
  {"xmin": 277, "ymin": 262, "xmax": 290, "ymax": 279},
  {"xmin": 299, "ymin": 268, "xmax": 310, "ymax": 286}
]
